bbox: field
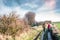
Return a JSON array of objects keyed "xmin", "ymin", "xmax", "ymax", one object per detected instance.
[{"xmin": 53, "ymin": 22, "xmax": 60, "ymax": 29}]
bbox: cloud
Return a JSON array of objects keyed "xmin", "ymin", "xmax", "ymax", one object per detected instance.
[
  {"xmin": 3, "ymin": 0, "xmax": 18, "ymax": 7},
  {"xmin": 0, "ymin": 0, "xmax": 12, "ymax": 15},
  {"xmin": 0, "ymin": 0, "xmax": 43, "ymax": 18},
  {"xmin": 0, "ymin": 0, "xmax": 60, "ymax": 22},
  {"xmin": 21, "ymin": 3, "xmax": 38, "ymax": 9},
  {"xmin": 0, "ymin": 6, "xmax": 29, "ymax": 18},
  {"xmin": 45, "ymin": 0, "xmax": 56, "ymax": 9},
  {"xmin": 56, "ymin": 0, "xmax": 60, "ymax": 9},
  {"xmin": 2, "ymin": 0, "xmax": 44, "ymax": 10},
  {"xmin": 20, "ymin": 0, "xmax": 44, "ymax": 10},
  {"xmin": 12, "ymin": 7, "xmax": 29, "ymax": 18},
  {"xmin": 0, "ymin": 0, "xmax": 29, "ymax": 18},
  {"xmin": 35, "ymin": 11, "xmax": 60, "ymax": 22},
  {"xmin": 35, "ymin": 0, "xmax": 60, "ymax": 22}
]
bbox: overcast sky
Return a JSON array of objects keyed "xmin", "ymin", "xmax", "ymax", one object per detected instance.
[{"xmin": 0, "ymin": 0, "xmax": 60, "ymax": 22}]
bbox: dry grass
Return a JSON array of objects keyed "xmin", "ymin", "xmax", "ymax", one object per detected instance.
[
  {"xmin": 0, "ymin": 12, "xmax": 43, "ymax": 40},
  {"xmin": 0, "ymin": 26, "xmax": 42, "ymax": 40}
]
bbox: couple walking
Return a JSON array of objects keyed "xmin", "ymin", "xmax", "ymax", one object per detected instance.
[
  {"xmin": 42, "ymin": 22, "xmax": 52, "ymax": 32},
  {"xmin": 42, "ymin": 22, "xmax": 53, "ymax": 40}
]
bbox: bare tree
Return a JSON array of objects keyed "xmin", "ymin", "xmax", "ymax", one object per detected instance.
[{"xmin": 25, "ymin": 12, "xmax": 35, "ymax": 26}]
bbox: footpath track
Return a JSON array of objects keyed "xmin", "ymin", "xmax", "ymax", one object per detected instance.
[{"xmin": 34, "ymin": 30, "xmax": 60, "ymax": 40}]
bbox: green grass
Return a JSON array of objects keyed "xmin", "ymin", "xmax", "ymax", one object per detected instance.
[
  {"xmin": 53, "ymin": 22, "xmax": 60, "ymax": 40},
  {"xmin": 53, "ymin": 22, "xmax": 60, "ymax": 29}
]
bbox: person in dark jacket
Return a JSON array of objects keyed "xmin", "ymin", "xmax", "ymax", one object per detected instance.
[{"xmin": 42, "ymin": 23, "xmax": 45, "ymax": 32}]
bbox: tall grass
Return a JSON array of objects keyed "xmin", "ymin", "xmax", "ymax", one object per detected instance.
[
  {"xmin": 0, "ymin": 12, "xmax": 43, "ymax": 40},
  {"xmin": 0, "ymin": 12, "xmax": 30, "ymax": 40}
]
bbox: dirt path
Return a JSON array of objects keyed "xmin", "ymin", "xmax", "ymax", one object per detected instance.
[
  {"xmin": 41, "ymin": 31, "xmax": 52, "ymax": 40},
  {"xmin": 48, "ymin": 32, "xmax": 52, "ymax": 40}
]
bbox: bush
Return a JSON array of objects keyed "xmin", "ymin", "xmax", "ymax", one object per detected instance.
[{"xmin": 0, "ymin": 11, "xmax": 29, "ymax": 36}]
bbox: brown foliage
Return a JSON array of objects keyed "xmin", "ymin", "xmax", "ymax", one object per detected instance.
[{"xmin": 0, "ymin": 12, "xmax": 30, "ymax": 36}]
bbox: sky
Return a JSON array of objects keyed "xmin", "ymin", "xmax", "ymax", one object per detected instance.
[{"xmin": 0, "ymin": 0, "xmax": 60, "ymax": 22}]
